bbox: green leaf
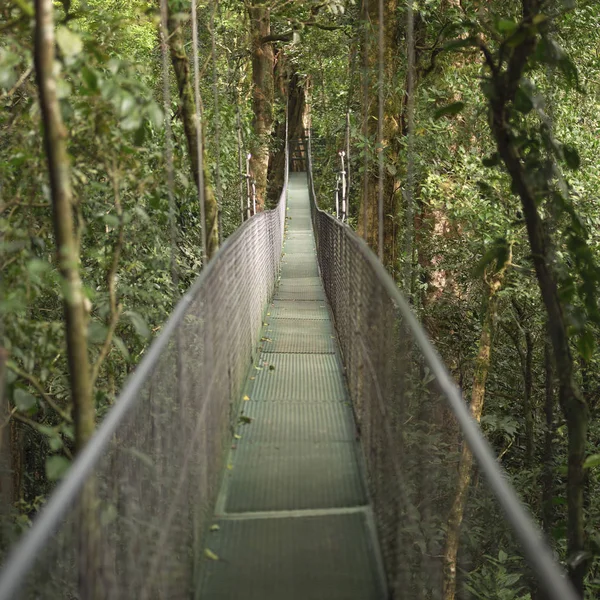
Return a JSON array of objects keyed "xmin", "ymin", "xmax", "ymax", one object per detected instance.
[
  {"xmin": 577, "ymin": 329, "xmax": 594, "ymax": 361},
  {"xmin": 146, "ymin": 101, "xmax": 164, "ymax": 129},
  {"xmin": 583, "ymin": 454, "xmax": 600, "ymax": 469},
  {"xmin": 88, "ymin": 321, "xmax": 108, "ymax": 345},
  {"xmin": 204, "ymin": 548, "xmax": 219, "ymax": 561},
  {"xmin": 81, "ymin": 66, "xmax": 98, "ymax": 91},
  {"xmin": 14, "ymin": 389, "xmax": 37, "ymax": 413},
  {"xmin": 557, "ymin": 54, "xmax": 581, "ymax": 92},
  {"xmin": 112, "ymin": 336, "xmax": 130, "ymax": 361},
  {"xmin": 562, "ymin": 145, "xmax": 581, "ymax": 170},
  {"xmin": 124, "ymin": 311, "xmax": 151, "ymax": 339},
  {"xmin": 121, "ymin": 113, "xmax": 142, "ymax": 132},
  {"xmin": 56, "ymin": 26, "xmax": 83, "ymax": 58},
  {"xmin": 102, "ymin": 213, "xmax": 121, "ymax": 228},
  {"xmin": 434, "ymin": 102, "xmax": 465, "ymax": 120},
  {"xmin": 45, "ymin": 455, "xmax": 70, "ymax": 481},
  {"xmin": 49, "ymin": 434, "xmax": 63, "ymax": 451},
  {"xmin": 0, "ymin": 48, "xmax": 21, "ymax": 89},
  {"xmin": 27, "ymin": 258, "xmax": 51, "ymax": 280},
  {"xmin": 496, "ymin": 19, "xmax": 517, "ymax": 35}
]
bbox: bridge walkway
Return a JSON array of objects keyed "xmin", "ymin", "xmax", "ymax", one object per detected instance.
[{"xmin": 198, "ymin": 173, "xmax": 386, "ymax": 599}]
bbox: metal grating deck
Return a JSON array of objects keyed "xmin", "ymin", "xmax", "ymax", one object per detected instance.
[{"xmin": 198, "ymin": 172, "xmax": 386, "ymax": 599}]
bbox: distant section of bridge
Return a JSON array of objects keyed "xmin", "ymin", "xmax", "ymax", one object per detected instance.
[
  {"xmin": 198, "ymin": 173, "xmax": 385, "ymax": 599},
  {"xmin": 0, "ymin": 137, "xmax": 579, "ymax": 600}
]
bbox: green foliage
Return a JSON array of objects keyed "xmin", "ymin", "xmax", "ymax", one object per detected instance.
[
  {"xmin": 464, "ymin": 550, "xmax": 530, "ymax": 600},
  {"xmin": 1, "ymin": 0, "xmax": 251, "ymax": 512}
]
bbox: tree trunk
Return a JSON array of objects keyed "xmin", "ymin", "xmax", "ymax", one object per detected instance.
[
  {"xmin": 482, "ymin": 3, "xmax": 589, "ymax": 589},
  {"xmin": 248, "ymin": 0, "xmax": 274, "ymax": 211},
  {"xmin": 35, "ymin": 3, "xmax": 107, "ymax": 594},
  {"xmin": 541, "ymin": 323, "xmax": 555, "ymax": 534},
  {"xmin": 510, "ymin": 300, "xmax": 535, "ymax": 468},
  {"xmin": 268, "ymin": 70, "xmax": 306, "ymax": 201},
  {"xmin": 442, "ymin": 269, "xmax": 505, "ymax": 600},
  {"xmin": 34, "ymin": 0, "xmax": 94, "ymax": 452},
  {"xmin": 524, "ymin": 328, "xmax": 534, "ymax": 466},
  {"xmin": 357, "ymin": 0, "xmax": 399, "ymax": 272},
  {"xmin": 0, "ymin": 347, "xmax": 12, "ymax": 524},
  {"xmin": 490, "ymin": 95, "xmax": 588, "ymax": 599},
  {"xmin": 167, "ymin": 10, "xmax": 219, "ymax": 260}
]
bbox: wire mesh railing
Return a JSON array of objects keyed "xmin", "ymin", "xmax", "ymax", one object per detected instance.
[
  {"xmin": 304, "ymin": 135, "xmax": 579, "ymax": 600},
  {"xmin": 0, "ymin": 146, "xmax": 288, "ymax": 600}
]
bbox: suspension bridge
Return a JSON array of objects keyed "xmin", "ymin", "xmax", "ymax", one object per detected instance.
[{"xmin": 0, "ymin": 134, "xmax": 579, "ymax": 599}]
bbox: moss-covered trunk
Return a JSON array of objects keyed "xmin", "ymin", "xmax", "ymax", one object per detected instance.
[
  {"xmin": 167, "ymin": 10, "xmax": 219, "ymax": 260},
  {"xmin": 34, "ymin": 0, "xmax": 94, "ymax": 452},
  {"xmin": 248, "ymin": 0, "xmax": 274, "ymax": 211},
  {"xmin": 357, "ymin": 0, "xmax": 399, "ymax": 270},
  {"xmin": 267, "ymin": 71, "xmax": 305, "ymax": 204}
]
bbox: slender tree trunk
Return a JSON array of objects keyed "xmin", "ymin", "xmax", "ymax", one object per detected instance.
[
  {"xmin": 541, "ymin": 324, "xmax": 555, "ymax": 534},
  {"xmin": 509, "ymin": 300, "xmax": 535, "ymax": 468},
  {"xmin": 166, "ymin": 10, "xmax": 219, "ymax": 260},
  {"xmin": 0, "ymin": 347, "xmax": 12, "ymax": 527},
  {"xmin": 442, "ymin": 268, "xmax": 505, "ymax": 600},
  {"xmin": 10, "ymin": 421, "xmax": 22, "ymax": 502},
  {"xmin": 357, "ymin": 0, "xmax": 399, "ymax": 271},
  {"xmin": 34, "ymin": 0, "xmax": 94, "ymax": 452},
  {"xmin": 35, "ymin": 3, "xmax": 107, "ymax": 596},
  {"xmin": 248, "ymin": 0, "xmax": 274, "ymax": 211},
  {"xmin": 524, "ymin": 328, "xmax": 534, "ymax": 466}
]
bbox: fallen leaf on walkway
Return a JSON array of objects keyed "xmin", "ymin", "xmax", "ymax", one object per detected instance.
[{"xmin": 204, "ymin": 549, "xmax": 219, "ymax": 561}]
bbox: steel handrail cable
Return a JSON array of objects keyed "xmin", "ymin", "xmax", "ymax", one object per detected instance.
[{"xmin": 305, "ymin": 133, "xmax": 579, "ymax": 600}]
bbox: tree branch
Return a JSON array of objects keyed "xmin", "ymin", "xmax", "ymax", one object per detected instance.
[
  {"xmin": 260, "ymin": 20, "xmax": 345, "ymax": 44},
  {"xmin": 91, "ymin": 164, "xmax": 125, "ymax": 388},
  {"xmin": 7, "ymin": 361, "xmax": 72, "ymax": 423}
]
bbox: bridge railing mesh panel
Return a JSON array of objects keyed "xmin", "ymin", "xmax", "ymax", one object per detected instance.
[
  {"xmin": 0, "ymin": 150, "xmax": 288, "ymax": 599},
  {"xmin": 304, "ymin": 136, "xmax": 578, "ymax": 600}
]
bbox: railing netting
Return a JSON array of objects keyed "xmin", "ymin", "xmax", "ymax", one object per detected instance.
[
  {"xmin": 304, "ymin": 135, "xmax": 578, "ymax": 600},
  {"xmin": 0, "ymin": 152, "xmax": 288, "ymax": 600}
]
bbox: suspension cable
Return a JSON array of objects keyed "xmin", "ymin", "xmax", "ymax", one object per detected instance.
[
  {"xmin": 344, "ymin": 41, "xmax": 357, "ymax": 219},
  {"xmin": 159, "ymin": 0, "xmax": 177, "ymax": 290},
  {"xmin": 210, "ymin": 0, "xmax": 222, "ymax": 243},
  {"xmin": 377, "ymin": 0, "xmax": 384, "ymax": 262},
  {"xmin": 190, "ymin": 0, "xmax": 207, "ymax": 265},
  {"xmin": 361, "ymin": 0, "xmax": 369, "ymax": 241},
  {"xmin": 233, "ymin": 58, "xmax": 245, "ymax": 223},
  {"xmin": 405, "ymin": 0, "xmax": 416, "ymax": 292}
]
